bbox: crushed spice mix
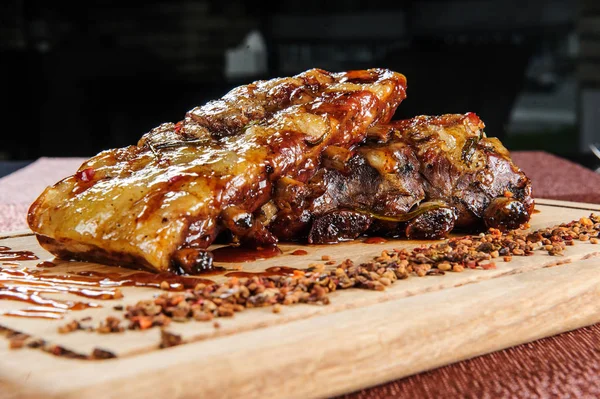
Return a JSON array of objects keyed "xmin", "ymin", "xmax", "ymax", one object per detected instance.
[
  {"xmin": 4, "ymin": 213, "xmax": 600, "ymax": 360},
  {"xmin": 78, "ymin": 214, "xmax": 600, "ymax": 337}
]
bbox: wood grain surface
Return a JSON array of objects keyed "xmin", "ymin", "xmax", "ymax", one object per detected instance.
[{"xmin": 1, "ymin": 199, "xmax": 600, "ymax": 398}]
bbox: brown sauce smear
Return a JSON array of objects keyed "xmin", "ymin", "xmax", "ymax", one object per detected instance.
[
  {"xmin": 0, "ymin": 265, "xmax": 107, "ymax": 318},
  {"xmin": 364, "ymin": 237, "xmax": 388, "ymax": 244},
  {"xmin": 291, "ymin": 249, "xmax": 308, "ymax": 255},
  {"xmin": 225, "ymin": 266, "xmax": 300, "ymax": 278},
  {"xmin": 184, "ymin": 266, "xmax": 227, "ymax": 277},
  {"xmin": 37, "ymin": 261, "xmax": 58, "ymax": 268},
  {"xmin": 3, "ymin": 306, "xmax": 67, "ymax": 320},
  {"xmin": 2, "ymin": 267, "xmax": 212, "ymax": 292},
  {"xmin": 72, "ymin": 270, "xmax": 213, "ymax": 290},
  {"xmin": 1, "ymin": 270, "xmax": 122, "ymax": 300},
  {"xmin": 0, "ymin": 261, "xmax": 214, "ymax": 319},
  {"xmin": 0, "ymin": 251, "xmax": 39, "ymax": 261},
  {"xmin": 0, "ymin": 284, "xmax": 100, "ymax": 310},
  {"xmin": 212, "ymin": 245, "xmax": 282, "ymax": 263},
  {"xmin": 0, "ymin": 245, "xmax": 39, "ymax": 261}
]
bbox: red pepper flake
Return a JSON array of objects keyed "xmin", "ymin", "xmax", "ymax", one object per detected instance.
[
  {"xmin": 76, "ymin": 167, "xmax": 95, "ymax": 182},
  {"xmin": 465, "ymin": 260, "xmax": 477, "ymax": 269},
  {"xmin": 130, "ymin": 316, "xmax": 153, "ymax": 330},
  {"xmin": 168, "ymin": 296, "xmax": 184, "ymax": 306},
  {"xmin": 174, "ymin": 121, "xmax": 184, "ymax": 134},
  {"xmin": 291, "ymin": 249, "xmax": 308, "ymax": 256}
]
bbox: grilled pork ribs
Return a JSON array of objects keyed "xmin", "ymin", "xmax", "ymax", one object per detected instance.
[
  {"xmin": 27, "ymin": 69, "xmax": 532, "ymax": 274},
  {"xmin": 269, "ymin": 113, "xmax": 533, "ymax": 244},
  {"xmin": 28, "ymin": 69, "xmax": 408, "ymax": 273}
]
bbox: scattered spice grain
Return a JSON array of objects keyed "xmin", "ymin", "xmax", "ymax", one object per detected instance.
[
  {"xmin": 58, "ymin": 320, "xmax": 80, "ymax": 334},
  {"xmin": 159, "ymin": 330, "xmax": 183, "ymax": 348},
  {"xmin": 8, "ymin": 213, "xmax": 600, "ymax": 358}
]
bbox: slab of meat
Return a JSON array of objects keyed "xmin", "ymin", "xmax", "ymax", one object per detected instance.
[
  {"xmin": 268, "ymin": 113, "xmax": 534, "ymax": 243},
  {"xmin": 27, "ymin": 68, "xmax": 407, "ymax": 273}
]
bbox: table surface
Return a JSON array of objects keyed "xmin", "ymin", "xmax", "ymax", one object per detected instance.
[{"xmin": 1, "ymin": 151, "xmax": 600, "ymax": 398}]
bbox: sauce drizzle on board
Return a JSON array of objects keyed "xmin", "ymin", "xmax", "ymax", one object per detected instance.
[
  {"xmin": 36, "ymin": 261, "xmax": 58, "ymax": 268},
  {"xmin": 0, "ymin": 285, "xmax": 101, "ymax": 309},
  {"xmin": 71, "ymin": 270, "xmax": 214, "ymax": 290},
  {"xmin": 225, "ymin": 266, "xmax": 300, "ymax": 278},
  {"xmin": 0, "ymin": 245, "xmax": 39, "ymax": 261},
  {"xmin": 291, "ymin": 249, "xmax": 309, "ymax": 256},
  {"xmin": 0, "ymin": 246, "xmax": 215, "ymax": 320},
  {"xmin": 3, "ymin": 306, "xmax": 67, "ymax": 320},
  {"xmin": 212, "ymin": 245, "xmax": 282, "ymax": 263},
  {"xmin": 364, "ymin": 237, "xmax": 388, "ymax": 244}
]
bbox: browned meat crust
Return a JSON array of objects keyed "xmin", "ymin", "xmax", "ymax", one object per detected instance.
[
  {"xmin": 27, "ymin": 65, "xmax": 533, "ymax": 273},
  {"xmin": 268, "ymin": 113, "xmax": 533, "ymax": 243},
  {"xmin": 27, "ymin": 69, "xmax": 407, "ymax": 273}
]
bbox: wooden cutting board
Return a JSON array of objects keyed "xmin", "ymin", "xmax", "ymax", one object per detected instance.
[{"xmin": 1, "ymin": 198, "xmax": 600, "ymax": 399}]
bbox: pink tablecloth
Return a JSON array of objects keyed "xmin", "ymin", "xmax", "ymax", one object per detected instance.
[{"xmin": 0, "ymin": 157, "xmax": 85, "ymax": 232}]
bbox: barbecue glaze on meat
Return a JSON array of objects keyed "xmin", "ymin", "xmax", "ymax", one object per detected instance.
[
  {"xmin": 27, "ymin": 69, "xmax": 407, "ymax": 273},
  {"xmin": 268, "ymin": 113, "xmax": 534, "ymax": 243},
  {"xmin": 28, "ymin": 68, "xmax": 533, "ymax": 274}
]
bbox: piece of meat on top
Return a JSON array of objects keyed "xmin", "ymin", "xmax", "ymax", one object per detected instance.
[
  {"xmin": 27, "ymin": 68, "xmax": 408, "ymax": 273},
  {"xmin": 267, "ymin": 113, "xmax": 533, "ymax": 243},
  {"xmin": 387, "ymin": 113, "xmax": 533, "ymax": 231}
]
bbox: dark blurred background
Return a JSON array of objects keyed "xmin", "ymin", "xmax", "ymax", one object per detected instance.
[{"xmin": 1, "ymin": 0, "xmax": 599, "ymax": 170}]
